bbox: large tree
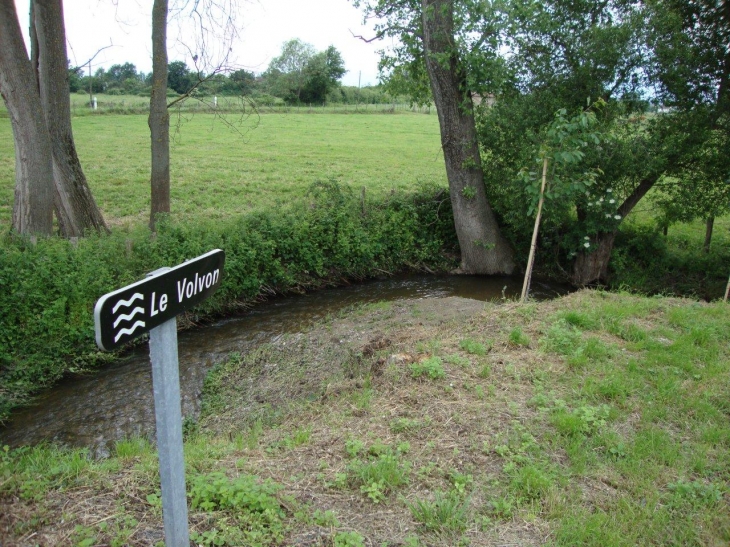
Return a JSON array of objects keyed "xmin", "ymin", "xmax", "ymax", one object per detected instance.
[
  {"xmin": 30, "ymin": 0, "xmax": 108, "ymax": 236},
  {"xmin": 353, "ymin": 0, "xmax": 515, "ymax": 274},
  {"xmin": 0, "ymin": 0, "xmax": 107, "ymax": 237},
  {"xmin": 477, "ymin": 0, "xmax": 729, "ymax": 286},
  {"xmin": 265, "ymin": 38, "xmax": 317, "ymax": 103},
  {"xmin": 481, "ymin": 0, "xmax": 651, "ymax": 285},
  {"xmin": 301, "ymin": 46, "xmax": 347, "ymax": 104},
  {"xmin": 0, "ymin": 0, "xmax": 54, "ymax": 235},
  {"xmin": 147, "ymin": 0, "xmax": 240, "ymax": 230}
]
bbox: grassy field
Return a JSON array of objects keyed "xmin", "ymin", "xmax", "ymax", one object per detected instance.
[
  {"xmin": 1, "ymin": 290, "xmax": 728, "ymax": 545},
  {"xmin": 0, "ymin": 109, "xmax": 446, "ymax": 228}
]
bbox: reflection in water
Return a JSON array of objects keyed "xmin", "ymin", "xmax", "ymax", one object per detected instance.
[{"xmin": 0, "ymin": 275, "xmax": 568, "ymax": 456}]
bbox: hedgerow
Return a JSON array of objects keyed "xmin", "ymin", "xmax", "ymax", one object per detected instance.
[{"xmin": 0, "ymin": 181, "xmax": 456, "ymax": 421}]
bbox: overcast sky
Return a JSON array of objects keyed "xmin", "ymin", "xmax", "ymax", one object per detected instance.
[{"xmin": 14, "ymin": 0, "xmax": 387, "ymax": 87}]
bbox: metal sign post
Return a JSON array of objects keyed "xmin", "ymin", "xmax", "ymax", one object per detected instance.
[
  {"xmin": 94, "ymin": 250, "xmax": 225, "ymax": 547},
  {"xmin": 149, "ymin": 314, "xmax": 189, "ymax": 546}
]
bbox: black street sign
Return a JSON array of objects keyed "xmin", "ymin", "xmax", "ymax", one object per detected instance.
[{"xmin": 94, "ymin": 249, "xmax": 225, "ymax": 351}]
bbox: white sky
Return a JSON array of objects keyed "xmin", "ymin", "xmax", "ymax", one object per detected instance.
[{"xmin": 13, "ymin": 0, "xmax": 386, "ymax": 87}]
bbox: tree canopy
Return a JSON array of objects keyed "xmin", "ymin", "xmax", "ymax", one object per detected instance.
[{"xmin": 264, "ymin": 39, "xmax": 346, "ymax": 104}]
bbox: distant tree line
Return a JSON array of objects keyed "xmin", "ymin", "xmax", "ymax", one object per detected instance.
[{"xmin": 69, "ymin": 39, "xmax": 396, "ymax": 105}]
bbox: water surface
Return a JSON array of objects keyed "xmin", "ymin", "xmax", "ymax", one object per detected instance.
[{"xmin": 0, "ymin": 274, "xmax": 568, "ymax": 456}]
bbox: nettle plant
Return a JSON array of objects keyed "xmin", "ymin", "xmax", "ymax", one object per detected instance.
[{"xmin": 517, "ymin": 103, "xmax": 604, "ymax": 301}]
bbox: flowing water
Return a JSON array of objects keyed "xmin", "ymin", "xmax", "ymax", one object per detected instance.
[{"xmin": 0, "ymin": 274, "xmax": 568, "ymax": 456}]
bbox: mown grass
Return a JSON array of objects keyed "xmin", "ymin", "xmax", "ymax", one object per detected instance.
[
  {"xmin": 2, "ymin": 290, "xmax": 728, "ymax": 545},
  {"xmin": 0, "ymin": 108, "xmax": 445, "ymax": 228}
]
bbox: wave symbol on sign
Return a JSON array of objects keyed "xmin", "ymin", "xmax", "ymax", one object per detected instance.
[
  {"xmin": 114, "ymin": 321, "xmax": 147, "ymax": 342},
  {"xmin": 111, "ymin": 292, "xmax": 146, "ymax": 342}
]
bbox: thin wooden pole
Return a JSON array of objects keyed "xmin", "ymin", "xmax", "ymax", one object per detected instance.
[
  {"xmin": 724, "ymin": 273, "xmax": 729, "ymax": 302},
  {"xmin": 521, "ymin": 156, "xmax": 549, "ymax": 303}
]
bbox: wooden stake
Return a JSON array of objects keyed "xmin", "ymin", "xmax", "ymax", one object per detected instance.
[{"xmin": 521, "ymin": 156, "xmax": 549, "ymax": 303}]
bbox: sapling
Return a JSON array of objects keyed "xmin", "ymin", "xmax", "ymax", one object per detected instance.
[{"xmin": 518, "ymin": 103, "xmax": 604, "ymax": 302}]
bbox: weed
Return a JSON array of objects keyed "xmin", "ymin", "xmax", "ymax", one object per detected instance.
[
  {"xmin": 333, "ymin": 531, "xmax": 366, "ymax": 547},
  {"xmin": 478, "ymin": 364, "xmax": 491, "ymax": 378},
  {"xmin": 509, "ymin": 464, "xmax": 554, "ymax": 501},
  {"xmin": 666, "ymin": 480, "xmax": 722, "ymax": 508},
  {"xmin": 416, "ymin": 339, "xmax": 441, "ymax": 354},
  {"xmin": 552, "ymin": 404, "xmax": 610, "ymax": 437},
  {"xmin": 444, "ymin": 353, "xmax": 471, "ymax": 367},
  {"xmin": 70, "ymin": 524, "xmax": 97, "ymax": 547},
  {"xmin": 347, "ymin": 444, "xmax": 411, "ymax": 503},
  {"xmin": 409, "ymin": 356, "xmax": 445, "ymax": 380},
  {"xmin": 188, "ymin": 471, "xmax": 286, "ymax": 545},
  {"xmin": 541, "ymin": 320, "xmax": 582, "ymax": 355},
  {"xmin": 312, "ymin": 509, "xmax": 340, "ymax": 528},
  {"xmin": 390, "ymin": 416, "xmax": 431, "ymax": 434},
  {"xmin": 459, "ymin": 338, "xmax": 490, "ymax": 355},
  {"xmin": 449, "ymin": 471, "xmax": 474, "ymax": 495},
  {"xmin": 558, "ymin": 310, "xmax": 598, "ymax": 330},
  {"xmin": 345, "ymin": 438, "xmax": 366, "ymax": 458},
  {"xmin": 508, "ymin": 327, "xmax": 531, "ymax": 347},
  {"xmin": 275, "ymin": 426, "xmax": 312, "ymax": 450},
  {"xmin": 489, "ymin": 496, "xmax": 516, "ymax": 519},
  {"xmin": 407, "ymin": 490, "xmax": 470, "ymax": 533},
  {"xmin": 114, "ymin": 437, "xmax": 153, "ymax": 459},
  {"xmin": 350, "ymin": 388, "xmax": 374, "ymax": 411}
]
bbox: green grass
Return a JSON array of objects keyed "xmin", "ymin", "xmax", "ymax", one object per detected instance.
[
  {"xmin": 0, "ymin": 110, "xmax": 446, "ymax": 228},
  {"xmin": 1, "ymin": 290, "xmax": 729, "ymax": 545}
]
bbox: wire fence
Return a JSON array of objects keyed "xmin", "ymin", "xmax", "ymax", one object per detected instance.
[{"xmin": 61, "ymin": 94, "xmax": 435, "ymax": 117}]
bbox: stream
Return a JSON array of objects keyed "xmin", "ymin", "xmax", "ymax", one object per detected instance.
[{"xmin": 0, "ymin": 274, "xmax": 569, "ymax": 457}]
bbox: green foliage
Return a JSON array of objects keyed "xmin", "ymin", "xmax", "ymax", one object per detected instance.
[
  {"xmin": 461, "ymin": 185, "xmax": 477, "ymax": 200},
  {"xmin": 189, "ymin": 472, "xmax": 283, "ymax": 514},
  {"xmin": 0, "ymin": 444, "xmax": 96, "ymax": 501},
  {"xmin": 517, "ymin": 105, "xmax": 604, "ymax": 217},
  {"xmin": 346, "ymin": 443, "xmax": 411, "ymax": 503},
  {"xmin": 459, "ymin": 338, "xmax": 490, "ymax": 355},
  {"xmin": 409, "ymin": 356, "xmax": 446, "ymax": 380},
  {"xmin": 552, "ymin": 403, "xmax": 610, "ymax": 437},
  {"xmin": 609, "ymin": 221, "xmax": 730, "ymax": 298},
  {"xmin": 666, "ymin": 480, "xmax": 723, "ymax": 509},
  {"xmin": 407, "ymin": 490, "xmax": 470, "ymax": 533},
  {"xmin": 188, "ymin": 472, "xmax": 286, "ymax": 546},
  {"xmin": 0, "ymin": 182, "xmax": 455, "ymax": 421},
  {"xmin": 508, "ymin": 327, "xmax": 530, "ymax": 347},
  {"xmin": 540, "ymin": 320, "xmax": 583, "ymax": 355},
  {"xmin": 509, "ymin": 463, "xmax": 554, "ymax": 501},
  {"xmin": 264, "ymin": 39, "xmax": 346, "ymax": 105},
  {"xmin": 333, "ymin": 531, "xmax": 366, "ymax": 547}
]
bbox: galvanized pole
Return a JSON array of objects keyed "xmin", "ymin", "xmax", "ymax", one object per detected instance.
[{"xmin": 149, "ymin": 316, "xmax": 190, "ymax": 547}]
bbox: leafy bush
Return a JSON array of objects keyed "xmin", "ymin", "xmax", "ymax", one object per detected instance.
[{"xmin": 189, "ymin": 472, "xmax": 286, "ymax": 546}]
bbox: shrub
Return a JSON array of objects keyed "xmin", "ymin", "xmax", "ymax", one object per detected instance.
[{"xmin": 0, "ymin": 183, "xmax": 457, "ymax": 421}]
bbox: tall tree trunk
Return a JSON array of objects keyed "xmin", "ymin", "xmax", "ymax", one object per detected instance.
[
  {"xmin": 703, "ymin": 216, "xmax": 714, "ymax": 253},
  {"xmin": 421, "ymin": 0, "xmax": 515, "ymax": 274},
  {"xmin": 149, "ymin": 0, "xmax": 170, "ymax": 231},
  {"xmin": 32, "ymin": 0, "xmax": 108, "ymax": 237},
  {"xmin": 572, "ymin": 176, "xmax": 658, "ymax": 285},
  {"xmin": 572, "ymin": 232, "xmax": 617, "ymax": 286},
  {"xmin": 0, "ymin": 0, "xmax": 54, "ymax": 235}
]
